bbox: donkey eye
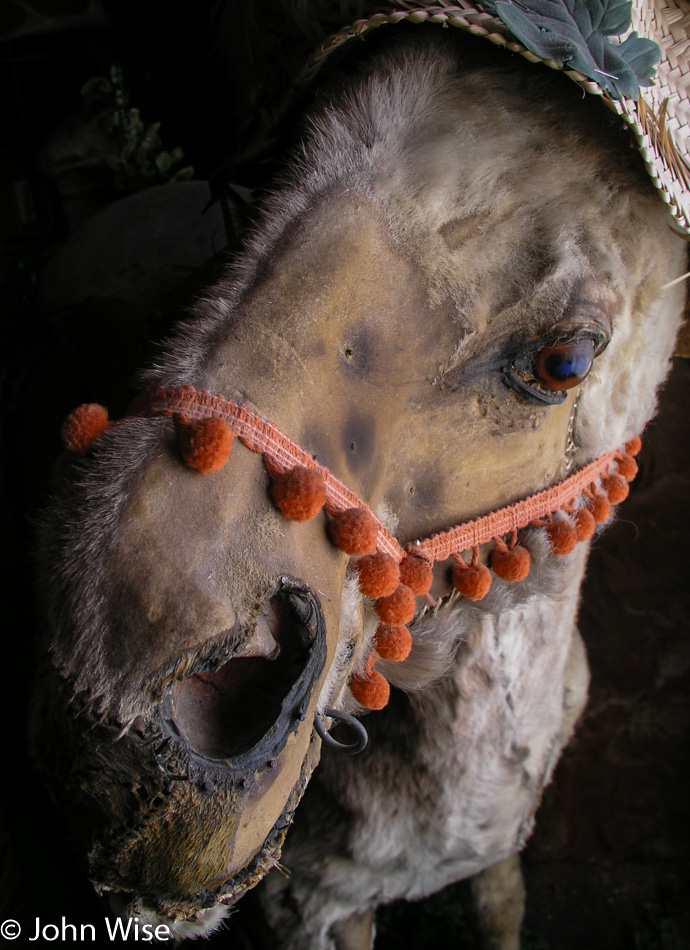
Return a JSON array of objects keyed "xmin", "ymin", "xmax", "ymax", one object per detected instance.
[
  {"xmin": 502, "ymin": 333, "xmax": 605, "ymax": 405},
  {"xmin": 533, "ymin": 339, "xmax": 596, "ymax": 391}
]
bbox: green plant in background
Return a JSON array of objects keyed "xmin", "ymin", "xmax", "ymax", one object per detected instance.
[
  {"xmin": 634, "ymin": 909, "xmax": 682, "ymax": 950},
  {"xmin": 375, "ymin": 883, "xmax": 481, "ymax": 949},
  {"xmin": 375, "ymin": 888, "xmax": 556, "ymax": 949},
  {"xmin": 520, "ymin": 928, "xmax": 551, "ymax": 950},
  {"xmin": 80, "ymin": 65, "xmax": 193, "ymax": 190}
]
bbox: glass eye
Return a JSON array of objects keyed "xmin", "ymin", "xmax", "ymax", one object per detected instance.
[{"xmin": 533, "ymin": 339, "xmax": 595, "ymax": 391}]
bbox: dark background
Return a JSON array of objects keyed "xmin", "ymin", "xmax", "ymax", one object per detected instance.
[{"xmin": 1, "ymin": 2, "xmax": 688, "ymax": 947}]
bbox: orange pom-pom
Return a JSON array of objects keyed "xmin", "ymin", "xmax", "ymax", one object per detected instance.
[
  {"xmin": 601, "ymin": 473, "xmax": 629, "ymax": 505},
  {"xmin": 586, "ymin": 492, "xmax": 611, "ymax": 524},
  {"xmin": 399, "ymin": 554, "xmax": 433, "ymax": 595},
  {"xmin": 61, "ymin": 403, "xmax": 110, "ymax": 455},
  {"xmin": 546, "ymin": 518, "xmax": 578, "ymax": 556},
  {"xmin": 625, "ymin": 435, "xmax": 642, "ymax": 457},
  {"xmin": 271, "ymin": 466, "xmax": 327, "ymax": 521},
  {"xmin": 329, "ymin": 508, "xmax": 378, "ymax": 555},
  {"xmin": 616, "ymin": 454, "xmax": 638, "ymax": 482},
  {"xmin": 375, "ymin": 623, "xmax": 412, "ymax": 662},
  {"xmin": 374, "ymin": 584, "xmax": 416, "ymax": 625},
  {"xmin": 349, "ymin": 670, "xmax": 390, "ymax": 710},
  {"xmin": 574, "ymin": 507, "xmax": 596, "ymax": 541},
  {"xmin": 177, "ymin": 415, "xmax": 233, "ymax": 474},
  {"xmin": 354, "ymin": 552, "xmax": 400, "ymax": 598},
  {"xmin": 491, "ymin": 543, "xmax": 530, "ymax": 582},
  {"xmin": 451, "ymin": 561, "xmax": 492, "ymax": 600}
]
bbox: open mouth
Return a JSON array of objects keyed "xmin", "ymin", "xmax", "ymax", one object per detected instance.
[{"xmin": 162, "ymin": 580, "xmax": 327, "ymax": 767}]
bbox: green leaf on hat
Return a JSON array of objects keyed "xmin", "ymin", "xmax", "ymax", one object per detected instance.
[{"xmin": 480, "ymin": 0, "xmax": 661, "ymax": 98}]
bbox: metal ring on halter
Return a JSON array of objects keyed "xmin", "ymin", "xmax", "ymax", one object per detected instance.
[{"xmin": 314, "ymin": 708, "xmax": 368, "ymax": 754}]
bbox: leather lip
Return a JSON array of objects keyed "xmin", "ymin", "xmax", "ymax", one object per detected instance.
[
  {"xmin": 109, "ymin": 722, "xmax": 322, "ymax": 922},
  {"xmin": 157, "ymin": 576, "xmax": 327, "ymax": 778}
]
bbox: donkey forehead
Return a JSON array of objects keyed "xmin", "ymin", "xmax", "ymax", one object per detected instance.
[
  {"xmin": 180, "ymin": 40, "xmax": 674, "ymax": 411},
  {"xmin": 292, "ymin": 41, "xmax": 667, "ymax": 326},
  {"xmin": 370, "ymin": 129, "xmax": 653, "ymax": 332},
  {"xmin": 212, "ymin": 186, "xmax": 636, "ymax": 382}
]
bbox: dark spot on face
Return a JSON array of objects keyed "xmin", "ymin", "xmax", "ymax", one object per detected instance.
[
  {"xmin": 342, "ymin": 410, "xmax": 376, "ymax": 475},
  {"xmin": 404, "ymin": 477, "xmax": 445, "ymax": 518},
  {"xmin": 339, "ymin": 326, "xmax": 376, "ymax": 379}
]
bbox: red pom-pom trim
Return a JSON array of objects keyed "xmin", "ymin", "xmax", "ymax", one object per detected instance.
[
  {"xmin": 616, "ymin": 454, "xmax": 638, "ymax": 482},
  {"xmin": 491, "ymin": 542, "xmax": 530, "ymax": 582},
  {"xmin": 271, "ymin": 466, "xmax": 327, "ymax": 521},
  {"xmin": 399, "ymin": 554, "xmax": 433, "ymax": 595},
  {"xmin": 61, "ymin": 404, "xmax": 110, "ymax": 455},
  {"xmin": 375, "ymin": 623, "xmax": 412, "ymax": 662},
  {"xmin": 586, "ymin": 492, "xmax": 611, "ymax": 524},
  {"xmin": 329, "ymin": 507, "xmax": 378, "ymax": 555},
  {"xmin": 354, "ymin": 552, "xmax": 400, "ymax": 598},
  {"xmin": 451, "ymin": 561, "xmax": 492, "ymax": 600},
  {"xmin": 625, "ymin": 435, "xmax": 642, "ymax": 457},
  {"xmin": 349, "ymin": 669, "xmax": 390, "ymax": 710},
  {"xmin": 574, "ymin": 507, "xmax": 596, "ymax": 541},
  {"xmin": 177, "ymin": 415, "xmax": 234, "ymax": 474},
  {"xmin": 546, "ymin": 518, "xmax": 578, "ymax": 556},
  {"xmin": 374, "ymin": 584, "xmax": 416, "ymax": 625},
  {"xmin": 601, "ymin": 473, "xmax": 629, "ymax": 505}
]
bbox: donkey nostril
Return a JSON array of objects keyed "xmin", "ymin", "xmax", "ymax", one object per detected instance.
[
  {"xmin": 285, "ymin": 590, "xmax": 314, "ymax": 625},
  {"xmin": 169, "ymin": 587, "xmax": 317, "ymax": 761}
]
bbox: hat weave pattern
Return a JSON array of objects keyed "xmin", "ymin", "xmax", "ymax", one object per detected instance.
[{"xmin": 620, "ymin": 0, "xmax": 690, "ymax": 232}]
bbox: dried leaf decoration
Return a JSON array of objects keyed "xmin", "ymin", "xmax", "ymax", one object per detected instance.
[{"xmin": 479, "ymin": 0, "xmax": 661, "ymax": 98}]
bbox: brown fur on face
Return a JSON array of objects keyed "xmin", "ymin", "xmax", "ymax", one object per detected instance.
[{"xmin": 33, "ymin": 29, "xmax": 687, "ymax": 934}]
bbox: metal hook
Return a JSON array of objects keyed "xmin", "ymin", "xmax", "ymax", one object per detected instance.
[{"xmin": 314, "ymin": 708, "xmax": 368, "ymax": 755}]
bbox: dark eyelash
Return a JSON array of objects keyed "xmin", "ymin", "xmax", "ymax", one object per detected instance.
[
  {"xmin": 502, "ymin": 363, "xmax": 568, "ymax": 404},
  {"xmin": 502, "ymin": 332, "xmax": 605, "ymax": 404}
]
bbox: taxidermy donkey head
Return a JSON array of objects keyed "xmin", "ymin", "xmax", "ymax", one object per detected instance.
[{"xmin": 32, "ymin": 9, "xmax": 688, "ymax": 944}]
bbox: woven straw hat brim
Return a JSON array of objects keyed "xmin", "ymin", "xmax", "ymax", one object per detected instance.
[{"xmin": 299, "ymin": 0, "xmax": 690, "ymax": 235}]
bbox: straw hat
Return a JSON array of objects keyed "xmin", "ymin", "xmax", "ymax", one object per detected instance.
[{"xmin": 289, "ymin": 0, "xmax": 690, "ymax": 236}]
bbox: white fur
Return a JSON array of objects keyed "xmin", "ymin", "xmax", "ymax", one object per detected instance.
[
  {"xmin": 316, "ymin": 571, "xmax": 367, "ymax": 714},
  {"xmin": 260, "ymin": 547, "xmax": 591, "ymax": 950},
  {"xmin": 107, "ymin": 896, "xmax": 230, "ymax": 942}
]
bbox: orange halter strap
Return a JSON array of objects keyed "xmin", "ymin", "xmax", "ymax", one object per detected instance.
[{"xmin": 61, "ymin": 385, "xmax": 642, "ymax": 711}]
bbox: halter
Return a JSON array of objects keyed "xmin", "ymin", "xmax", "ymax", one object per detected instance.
[{"xmin": 61, "ymin": 386, "xmax": 641, "ymax": 711}]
